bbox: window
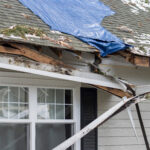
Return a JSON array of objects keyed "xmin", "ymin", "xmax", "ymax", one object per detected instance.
[
  {"xmin": 0, "ymin": 85, "xmax": 80, "ymax": 150},
  {"xmin": 0, "ymin": 87, "xmax": 29, "ymax": 119},
  {"xmin": 37, "ymin": 89, "xmax": 73, "ymax": 119}
]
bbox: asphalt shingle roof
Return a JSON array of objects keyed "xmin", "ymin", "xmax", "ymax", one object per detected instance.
[
  {"xmin": 0, "ymin": 0, "xmax": 150, "ymax": 56},
  {"xmin": 0, "ymin": 0, "xmax": 96, "ymax": 52},
  {"xmin": 101, "ymin": 0, "xmax": 150, "ymax": 56}
]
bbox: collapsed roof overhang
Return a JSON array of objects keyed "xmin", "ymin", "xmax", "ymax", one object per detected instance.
[
  {"xmin": 0, "ymin": 41, "xmax": 149, "ymax": 98},
  {"xmin": 0, "ymin": 52, "xmax": 127, "ymax": 91}
]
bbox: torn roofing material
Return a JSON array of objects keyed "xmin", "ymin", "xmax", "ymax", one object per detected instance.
[{"xmin": 18, "ymin": 0, "xmax": 130, "ymax": 56}]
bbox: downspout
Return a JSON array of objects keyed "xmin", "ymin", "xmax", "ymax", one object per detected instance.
[
  {"xmin": 132, "ymin": 88, "xmax": 150, "ymax": 150},
  {"xmin": 136, "ymin": 103, "xmax": 150, "ymax": 150}
]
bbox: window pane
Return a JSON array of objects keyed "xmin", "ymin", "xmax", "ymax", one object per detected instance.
[
  {"xmin": 9, "ymin": 87, "xmax": 18, "ymax": 102},
  {"xmin": 37, "ymin": 88, "xmax": 73, "ymax": 120},
  {"xmin": 65, "ymin": 90, "xmax": 73, "ymax": 104},
  {"xmin": 0, "ymin": 124, "xmax": 30, "ymax": 150},
  {"xmin": 20, "ymin": 88, "xmax": 28, "ymax": 103},
  {"xmin": 37, "ymin": 89, "xmax": 45, "ymax": 103},
  {"xmin": 0, "ymin": 103, "xmax": 8, "ymax": 119},
  {"xmin": 0, "ymin": 86, "xmax": 8, "ymax": 102},
  {"xmin": 65, "ymin": 105, "xmax": 73, "ymax": 119},
  {"xmin": 49, "ymin": 104, "xmax": 55, "ymax": 119},
  {"xmin": 46, "ymin": 89, "xmax": 55, "ymax": 103},
  {"xmin": 37, "ymin": 104, "xmax": 55, "ymax": 119},
  {"xmin": 36, "ymin": 124, "xmax": 73, "ymax": 150},
  {"xmin": 37, "ymin": 104, "xmax": 48, "ymax": 119},
  {"xmin": 0, "ymin": 86, "xmax": 29, "ymax": 119},
  {"xmin": 19, "ymin": 104, "xmax": 29, "ymax": 119},
  {"xmin": 9, "ymin": 104, "xmax": 18, "ymax": 119},
  {"xmin": 56, "ymin": 105, "xmax": 65, "ymax": 119},
  {"xmin": 56, "ymin": 89, "xmax": 65, "ymax": 104}
]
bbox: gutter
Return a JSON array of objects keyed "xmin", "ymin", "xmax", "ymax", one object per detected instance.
[{"xmin": 0, "ymin": 55, "xmax": 127, "ymax": 90}]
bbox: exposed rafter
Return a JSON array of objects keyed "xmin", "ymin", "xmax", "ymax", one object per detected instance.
[
  {"xmin": 0, "ymin": 43, "xmax": 73, "ymax": 69},
  {"xmin": 93, "ymin": 85, "xmax": 132, "ymax": 98}
]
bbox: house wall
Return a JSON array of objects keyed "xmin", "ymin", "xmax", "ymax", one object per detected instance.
[
  {"xmin": 98, "ymin": 65, "xmax": 150, "ymax": 150},
  {"xmin": 0, "ymin": 70, "xmax": 81, "ymax": 150}
]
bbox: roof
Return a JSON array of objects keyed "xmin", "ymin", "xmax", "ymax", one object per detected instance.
[
  {"xmin": 0, "ymin": 0, "xmax": 150, "ymax": 57},
  {"xmin": 0, "ymin": 0, "xmax": 139, "ymax": 94},
  {"xmin": 101, "ymin": 0, "xmax": 150, "ymax": 56},
  {"xmin": 0, "ymin": 0, "xmax": 96, "ymax": 52}
]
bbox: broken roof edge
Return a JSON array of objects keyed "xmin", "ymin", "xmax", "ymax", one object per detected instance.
[
  {"xmin": 0, "ymin": 36, "xmax": 97, "ymax": 53},
  {"xmin": 0, "ymin": 54, "xmax": 127, "ymax": 91}
]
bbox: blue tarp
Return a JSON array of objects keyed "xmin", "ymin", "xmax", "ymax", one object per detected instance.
[{"xmin": 19, "ymin": 0, "xmax": 130, "ymax": 56}]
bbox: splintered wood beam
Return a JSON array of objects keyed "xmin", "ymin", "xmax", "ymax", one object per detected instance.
[
  {"xmin": 118, "ymin": 51, "xmax": 150, "ymax": 67},
  {"xmin": 51, "ymin": 47, "xmax": 63, "ymax": 58},
  {"xmin": 0, "ymin": 44, "xmax": 73, "ymax": 69},
  {"xmin": 93, "ymin": 85, "xmax": 132, "ymax": 98},
  {"xmin": 133, "ymin": 56, "xmax": 149, "ymax": 67}
]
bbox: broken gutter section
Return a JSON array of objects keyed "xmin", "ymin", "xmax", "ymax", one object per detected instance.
[{"xmin": 0, "ymin": 54, "xmax": 127, "ymax": 91}]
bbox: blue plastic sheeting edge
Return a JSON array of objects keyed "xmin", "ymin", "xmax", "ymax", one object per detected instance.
[{"xmin": 19, "ymin": 0, "xmax": 131, "ymax": 57}]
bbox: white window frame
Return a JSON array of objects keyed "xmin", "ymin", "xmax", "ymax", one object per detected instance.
[{"xmin": 0, "ymin": 72, "xmax": 81, "ymax": 150}]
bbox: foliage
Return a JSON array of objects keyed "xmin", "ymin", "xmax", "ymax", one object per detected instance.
[{"xmin": 0, "ymin": 25, "xmax": 45, "ymax": 39}]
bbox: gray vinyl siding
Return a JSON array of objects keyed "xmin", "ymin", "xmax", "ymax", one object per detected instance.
[
  {"xmin": 97, "ymin": 65, "xmax": 150, "ymax": 150},
  {"xmin": 98, "ymin": 89, "xmax": 150, "ymax": 150}
]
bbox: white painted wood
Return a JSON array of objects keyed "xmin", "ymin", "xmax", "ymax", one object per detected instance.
[
  {"xmin": 73, "ymin": 86, "xmax": 81, "ymax": 150},
  {"xmin": 0, "ymin": 72, "xmax": 80, "ymax": 88},
  {"xmin": 36, "ymin": 120, "xmax": 75, "ymax": 124},
  {"xmin": 0, "ymin": 119, "xmax": 31, "ymax": 123},
  {"xmin": 29, "ymin": 87, "xmax": 37, "ymax": 150}
]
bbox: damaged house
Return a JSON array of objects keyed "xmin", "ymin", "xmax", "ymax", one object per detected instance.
[{"xmin": 0, "ymin": 0, "xmax": 150, "ymax": 150}]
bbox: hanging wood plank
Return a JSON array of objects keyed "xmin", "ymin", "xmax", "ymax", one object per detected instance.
[
  {"xmin": 93, "ymin": 85, "xmax": 132, "ymax": 98},
  {"xmin": 0, "ymin": 44, "xmax": 73, "ymax": 69}
]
